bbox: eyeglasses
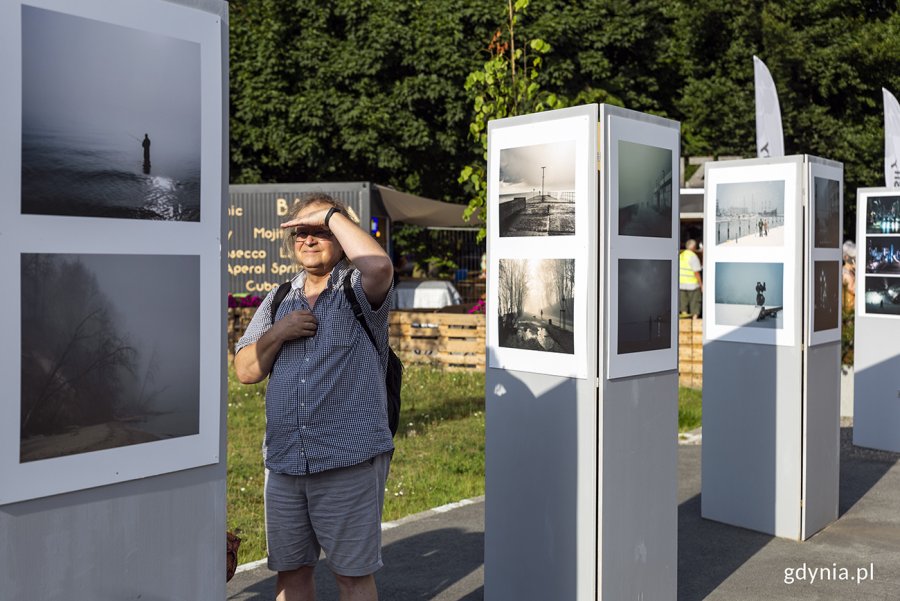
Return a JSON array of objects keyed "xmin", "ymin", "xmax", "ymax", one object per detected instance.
[{"xmin": 291, "ymin": 228, "xmax": 333, "ymax": 242}]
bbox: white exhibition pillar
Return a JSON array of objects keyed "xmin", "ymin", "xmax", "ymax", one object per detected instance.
[
  {"xmin": 701, "ymin": 155, "xmax": 843, "ymax": 540},
  {"xmin": 854, "ymin": 188, "xmax": 900, "ymax": 453},
  {"xmin": 484, "ymin": 104, "xmax": 680, "ymax": 599}
]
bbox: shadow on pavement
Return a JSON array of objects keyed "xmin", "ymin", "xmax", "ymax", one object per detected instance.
[
  {"xmin": 838, "ymin": 425, "xmax": 899, "ymax": 517},
  {"xmin": 677, "ymin": 493, "xmax": 772, "ymax": 601}
]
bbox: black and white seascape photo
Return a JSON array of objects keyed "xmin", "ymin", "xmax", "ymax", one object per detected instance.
[
  {"xmin": 20, "ymin": 253, "xmax": 200, "ymax": 462},
  {"xmin": 813, "ymin": 177, "xmax": 840, "ymax": 248},
  {"xmin": 617, "ymin": 259, "xmax": 672, "ymax": 354},
  {"xmin": 714, "ymin": 180, "xmax": 785, "ymax": 246},
  {"xmin": 497, "ymin": 258, "xmax": 575, "ymax": 354},
  {"xmin": 618, "ymin": 141, "xmax": 673, "ymax": 238},
  {"xmin": 498, "ymin": 141, "xmax": 576, "ymax": 237},
  {"xmin": 21, "ymin": 6, "xmax": 201, "ymax": 221},
  {"xmin": 715, "ymin": 262, "xmax": 785, "ymax": 329},
  {"xmin": 813, "ymin": 261, "xmax": 840, "ymax": 332}
]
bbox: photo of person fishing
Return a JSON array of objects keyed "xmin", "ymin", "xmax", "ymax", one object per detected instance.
[{"xmin": 20, "ymin": 5, "xmax": 201, "ymax": 221}]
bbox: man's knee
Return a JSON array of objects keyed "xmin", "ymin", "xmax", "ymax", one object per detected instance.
[{"xmin": 334, "ymin": 572, "xmax": 377, "ymax": 599}]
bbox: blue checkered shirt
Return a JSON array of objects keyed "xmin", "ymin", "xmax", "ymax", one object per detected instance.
[{"xmin": 235, "ymin": 261, "xmax": 394, "ymax": 475}]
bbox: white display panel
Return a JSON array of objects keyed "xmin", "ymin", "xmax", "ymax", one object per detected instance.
[
  {"xmin": 807, "ymin": 162, "xmax": 843, "ymax": 345},
  {"xmin": 857, "ymin": 190, "xmax": 900, "ymax": 318},
  {"xmin": 487, "ymin": 108, "xmax": 594, "ymax": 379},
  {"xmin": 605, "ymin": 114, "xmax": 679, "ymax": 379},
  {"xmin": 0, "ymin": 0, "xmax": 223, "ymax": 504},
  {"xmin": 704, "ymin": 161, "xmax": 799, "ymax": 346}
]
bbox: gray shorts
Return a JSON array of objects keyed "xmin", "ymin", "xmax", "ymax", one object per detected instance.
[{"xmin": 264, "ymin": 451, "xmax": 391, "ymax": 576}]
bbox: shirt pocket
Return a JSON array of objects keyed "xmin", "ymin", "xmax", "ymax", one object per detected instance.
[{"xmin": 326, "ymin": 310, "xmax": 361, "ymax": 351}]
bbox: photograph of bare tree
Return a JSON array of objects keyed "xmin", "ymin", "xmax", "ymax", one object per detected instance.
[
  {"xmin": 617, "ymin": 259, "xmax": 672, "ymax": 354},
  {"xmin": 21, "ymin": 6, "xmax": 201, "ymax": 221},
  {"xmin": 617, "ymin": 141, "xmax": 673, "ymax": 238},
  {"xmin": 20, "ymin": 253, "xmax": 200, "ymax": 462},
  {"xmin": 497, "ymin": 258, "xmax": 575, "ymax": 353},
  {"xmin": 813, "ymin": 177, "xmax": 840, "ymax": 248},
  {"xmin": 813, "ymin": 260, "xmax": 840, "ymax": 332},
  {"xmin": 498, "ymin": 141, "xmax": 576, "ymax": 237}
]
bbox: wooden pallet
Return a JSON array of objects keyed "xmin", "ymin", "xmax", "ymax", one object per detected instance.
[
  {"xmin": 678, "ymin": 317, "xmax": 703, "ymax": 389},
  {"xmin": 389, "ymin": 311, "xmax": 485, "ymax": 371}
]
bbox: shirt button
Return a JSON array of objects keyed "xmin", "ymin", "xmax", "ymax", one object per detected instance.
[
  {"xmin": 301, "ymin": 379, "xmax": 306, "ymax": 384},
  {"xmin": 302, "ymin": 425, "xmax": 307, "ymax": 429}
]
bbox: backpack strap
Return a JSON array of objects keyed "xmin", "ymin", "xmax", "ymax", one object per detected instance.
[
  {"xmin": 269, "ymin": 281, "xmax": 293, "ymax": 325},
  {"xmin": 342, "ymin": 272, "xmax": 379, "ymax": 351}
]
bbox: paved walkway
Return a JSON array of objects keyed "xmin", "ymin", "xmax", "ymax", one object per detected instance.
[{"xmin": 228, "ymin": 425, "xmax": 900, "ymax": 600}]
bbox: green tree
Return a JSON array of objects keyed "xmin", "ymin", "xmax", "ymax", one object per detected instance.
[{"xmin": 458, "ymin": 0, "xmax": 565, "ymax": 238}]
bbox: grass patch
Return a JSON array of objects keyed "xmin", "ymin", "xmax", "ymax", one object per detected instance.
[
  {"xmin": 679, "ymin": 386, "xmax": 703, "ymax": 432},
  {"xmin": 227, "ymin": 367, "xmax": 701, "ymax": 563},
  {"xmin": 226, "ymin": 365, "xmax": 485, "ymax": 564}
]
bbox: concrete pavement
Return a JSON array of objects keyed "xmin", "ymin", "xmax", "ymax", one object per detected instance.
[{"xmin": 227, "ymin": 423, "xmax": 900, "ymax": 600}]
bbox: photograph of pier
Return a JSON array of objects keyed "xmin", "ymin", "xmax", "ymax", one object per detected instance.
[
  {"xmin": 714, "ymin": 261, "xmax": 785, "ymax": 329},
  {"xmin": 864, "ymin": 236, "xmax": 900, "ymax": 274},
  {"xmin": 617, "ymin": 259, "xmax": 672, "ymax": 354},
  {"xmin": 498, "ymin": 141, "xmax": 576, "ymax": 237},
  {"xmin": 714, "ymin": 180, "xmax": 785, "ymax": 246},
  {"xmin": 813, "ymin": 260, "xmax": 840, "ymax": 332},
  {"xmin": 813, "ymin": 177, "xmax": 840, "ymax": 248},
  {"xmin": 865, "ymin": 195, "xmax": 900, "ymax": 234},
  {"xmin": 617, "ymin": 140, "xmax": 673, "ymax": 238},
  {"xmin": 496, "ymin": 258, "xmax": 575, "ymax": 354}
]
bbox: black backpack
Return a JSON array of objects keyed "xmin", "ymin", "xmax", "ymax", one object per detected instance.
[{"xmin": 269, "ymin": 276, "xmax": 403, "ymax": 436}]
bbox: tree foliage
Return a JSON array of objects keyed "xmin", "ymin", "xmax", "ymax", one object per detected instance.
[{"xmin": 230, "ymin": 0, "xmax": 900, "ymax": 241}]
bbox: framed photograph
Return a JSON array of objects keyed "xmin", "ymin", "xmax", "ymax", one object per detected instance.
[
  {"xmin": 807, "ymin": 161, "xmax": 842, "ymax": 344},
  {"xmin": 812, "ymin": 261, "xmax": 841, "ymax": 332},
  {"xmin": 865, "ymin": 194, "xmax": 900, "ymax": 234},
  {"xmin": 864, "ymin": 236, "xmax": 900, "ymax": 274},
  {"xmin": 617, "ymin": 140, "xmax": 673, "ymax": 238},
  {"xmin": 0, "ymin": 0, "xmax": 223, "ymax": 504},
  {"xmin": 713, "ymin": 180, "xmax": 784, "ymax": 247},
  {"xmin": 606, "ymin": 110, "xmax": 679, "ymax": 378},
  {"xmin": 487, "ymin": 106, "xmax": 594, "ymax": 378},
  {"xmin": 20, "ymin": 254, "xmax": 200, "ymax": 463},
  {"xmin": 858, "ymin": 189, "xmax": 900, "ymax": 319},
  {"xmin": 714, "ymin": 262, "xmax": 785, "ymax": 329},
  {"xmin": 863, "ymin": 276, "xmax": 900, "ymax": 316},
  {"xmin": 704, "ymin": 160, "xmax": 799, "ymax": 346},
  {"xmin": 499, "ymin": 141, "xmax": 576, "ymax": 237},
  {"xmin": 21, "ymin": 4, "xmax": 202, "ymax": 221}
]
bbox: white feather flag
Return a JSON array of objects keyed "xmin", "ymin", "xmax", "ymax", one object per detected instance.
[
  {"xmin": 884, "ymin": 87, "xmax": 900, "ymax": 188},
  {"xmin": 753, "ymin": 56, "xmax": 784, "ymax": 158}
]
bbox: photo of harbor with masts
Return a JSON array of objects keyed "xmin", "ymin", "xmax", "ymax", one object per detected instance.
[{"xmin": 714, "ymin": 180, "xmax": 785, "ymax": 246}]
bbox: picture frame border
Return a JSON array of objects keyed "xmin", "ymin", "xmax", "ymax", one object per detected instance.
[
  {"xmin": 807, "ymin": 161, "xmax": 843, "ymax": 345},
  {"xmin": 486, "ymin": 106, "xmax": 596, "ymax": 379},
  {"xmin": 606, "ymin": 111, "xmax": 679, "ymax": 379},
  {"xmin": 0, "ymin": 0, "xmax": 224, "ymax": 505},
  {"xmin": 704, "ymin": 160, "xmax": 799, "ymax": 346},
  {"xmin": 858, "ymin": 188, "xmax": 900, "ymax": 319}
]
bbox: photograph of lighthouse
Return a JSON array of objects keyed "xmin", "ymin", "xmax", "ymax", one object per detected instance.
[
  {"xmin": 617, "ymin": 140, "xmax": 673, "ymax": 238},
  {"xmin": 714, "ymin": 180, "xmax": 785, "ymax": 246},
  {"xmin": 20, "ymin": 5, "xmax": 201, "ymax": 221},
  {"xmin": 498, "ymin": 140, "xmax": 576, "ymax": 237}
]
